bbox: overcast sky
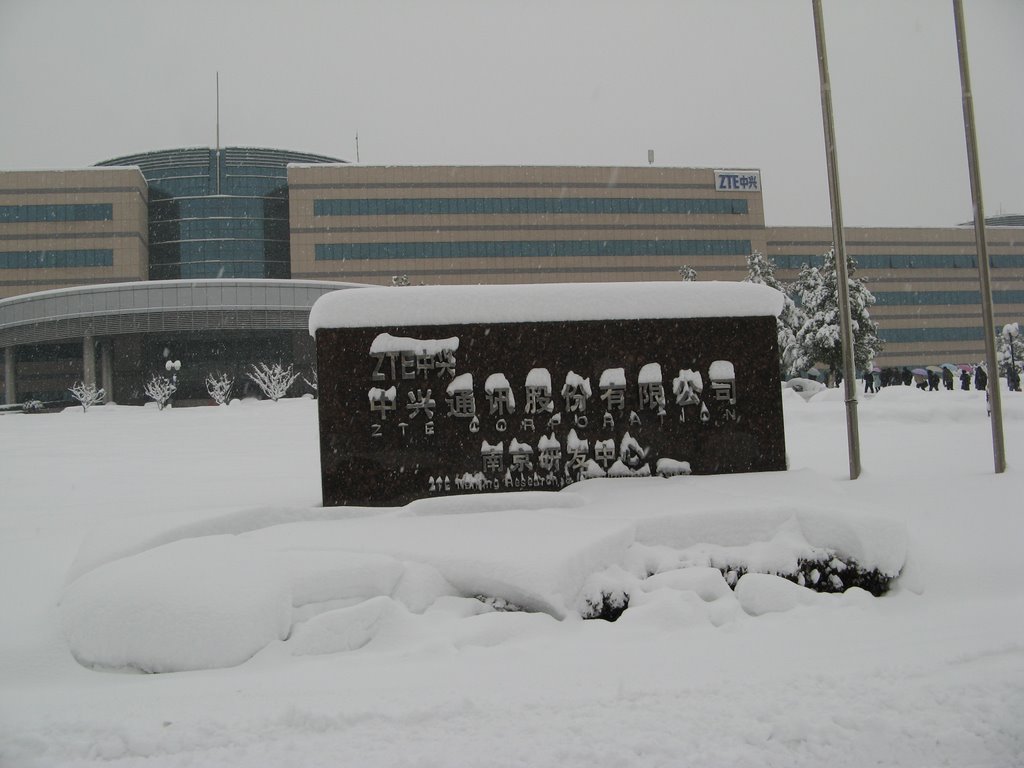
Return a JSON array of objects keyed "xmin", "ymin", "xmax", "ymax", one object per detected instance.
[{"xmin": 1, "ymin": 0, "xmax": 1020, "ymax": 228}]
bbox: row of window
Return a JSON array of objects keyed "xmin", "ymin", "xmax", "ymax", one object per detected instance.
[
  {"xmin": 150, "ymin": 197, "xmax": 287, "ymax": 221},
  {"xmin": 773, "ymin": 253, "xmax": 1024, "ymax": 270},
  {"xmin": 314, "ymin": 239, "xmax": 752, "ymax": 261},
  {"xmin": 149, "ymin": 177, "xmax": 289, "ymax": 198},
  {"xmin": 0, "ymin": 249, "xmax": 113, "ymax": 269},
  {"xmin": 0, "ymin": 204, "xmax": 113, "ymax": 224},
  {"xmin": 874, "ymin": 290, "xmax": 1024, "ymax": 306},
  {"xmin": 151, "ymin": 241, "xmax": 289, "ymax": 259},
  {"xmin": 313, "ymin": 197, "xmax": 749, "ymax": 217},
  {"xmin": 880, "ymin": 327, "xmax": 983, "ymax": 343},
  {"xmin": 152, "ymin": 219, "xmax": 289, "ymax": 241}
]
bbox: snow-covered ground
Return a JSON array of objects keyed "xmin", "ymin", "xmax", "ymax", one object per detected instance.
[{"xmin": 1, "ymin": 385, "xmax": 1022, "ymax": 767}]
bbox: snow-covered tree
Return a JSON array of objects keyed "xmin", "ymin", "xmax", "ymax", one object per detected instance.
[
  {"xmin": 793, "ymin": 248, "xmax": 882, "ymax": 378},
  {"xmin": 205, "ymin": 373, "xmax": 233, "ymax": 405},
  {"xmin": 68, "ymin": 381, "xmax": 105, "ymax": 412},
  {"xmin": 743, "ymin": 251, "xmax": 807, "ymax": 377},
  {"xmin": 246, "ymin": 362, "xmax": 300, "ymax": 401},
  {"xmin": 677, "ymin": 265, "xmax": 698, "ymax": 282},
  {"xmin": 997, "ymin": 323, "xmax": 1024, "ymax": 376},
  {"xmin": 144, "ymin": 375, "xmax": 177, "ymax": 410}
]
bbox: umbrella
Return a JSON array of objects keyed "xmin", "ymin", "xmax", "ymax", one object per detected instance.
[
  {"xmin": 958, "ymin": 363, "xmax": 973, "ymax": 372},
  {"xmin": 871, "ymin": 366, "xmax": 881, "ymax": 373},
  {"xmin": 911, "ymin": 368, "xmax": 928, "ymax": 376},
  {"xmin": 941, "ymin": 363, "xmax": 958, "ymax": 372},
  {"xmin": 926, "ymin": 365, "xmax": 943, "ymax": 373}
]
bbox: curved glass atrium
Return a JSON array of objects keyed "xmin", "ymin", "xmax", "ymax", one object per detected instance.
[{"xmin": 96, "ymin": 147, "xmax": 343, "ymax": 279}]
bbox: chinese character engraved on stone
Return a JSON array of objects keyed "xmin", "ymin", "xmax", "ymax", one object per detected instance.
[
  {"xmin": 485, "ymin": 373, "xmax": 516, "ymax": 416},
  {"xmin": 561, "ymin": 371, "xmax": 592, "ymax": 413},
  {"xmin": 599, "ymin": 368, "xmax": 627, "ymax": 412},
  {"xmin": 594, "ymin": 438, "xmax": 615, "ymax": 468},
  {"xmin": 709, "ymin": 360, "xmax": 736, "ymax": 405},
  {"xmin": 638, "ymin": 362, "xmax": 667, "ymax": 414},
  {"xmin": 537, "ymin": 433, "xmax": 562, "ymax": 473},
  {"xmin": 368, "ymin": 333, "xmax": 460, "ymax": 382},
  {"xmin": 481, "ymin": 440, "xmax": 504, "ymax": 473},
  {"xmin": 508, "ymin": 438, "xmax": 534, "ymax": 472},
  {"xmin": 405, "ymin": 388, "xmax": 436, "ymax": 419},
  {"xmin": 565, "ymin": 429, "xmax": 589, "ymax": 476},
  {"xmin": 368, "ymin": 386, "xmax": 398, "ymax": 419},
  {"xmin": 672, "ymin": 369, "xmax": 704, "ymax": 421},
  {"xmin": 434, "ymin": 349, "xmax": 457, "ymax": 379},
  {"xmin": 524, "ymin": 368, "xmax": 554, "ymax": 414},
  {"xmin": 445, "ymin": 373, "xmax": 476, "ymax": 418},
  {"xmin": 619, "ymin": 431, "xmax": 650, "ymax": 470}
]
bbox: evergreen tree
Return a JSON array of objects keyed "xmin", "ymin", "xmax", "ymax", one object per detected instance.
[
  {"xmin": 743, "ymin": 250, "xmax": 807, "ymax": 377},
  {"xmin": 677, "ymin": 265, "xmax": 698, "ymax": 282},
  {"xmin": 793, "ymin": 248, "xmax": 883, "ymax": 378},
  {"xmin": 996, "ymin": 323, "xmax": 1024, "ymax": 374}
]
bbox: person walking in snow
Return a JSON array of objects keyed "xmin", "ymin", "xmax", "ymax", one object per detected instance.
[
  {"xmin": 928, "ymin": 370, "xmax": 939, "ymax": 391},
  {"xmin": 863, "ymin": 370, "xmax": 875, "ymax": 393},
  {"xmin": 942, "ymin": 367, "xmax": 954, "ymax": 390},
  {"xmin": 975, "ymin": 365, "xmax": 987, "ymax": 391},
  {"xmin": 960, "ymin": 369, "xmax": 971, "ymax": 390}
]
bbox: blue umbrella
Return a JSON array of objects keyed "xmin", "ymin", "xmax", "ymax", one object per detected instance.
[{"xmin": 911, "ymin": 368, "xmax": 928, "ymax": 376}]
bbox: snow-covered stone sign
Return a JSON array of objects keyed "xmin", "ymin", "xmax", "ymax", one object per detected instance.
[{"xmin": 310, "ymin": 282, "xmax": 787, "ymax": 506}]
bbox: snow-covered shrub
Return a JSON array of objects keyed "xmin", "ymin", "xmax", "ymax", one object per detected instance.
[
  {"xmin": 712, "ymin": 555, "xmax": 893, "ymax": 597},
  {"xmin": 205, "ymin": 373, "xmax": 233, "ymax": 405},
  {"xmin": 68, "ymin": 382, "xmax": 105, "ymax": 412},
  {"xmin": 475, "ymin": 595, "xmax": 524, "ymax": 613},
  {"xmin": 144, "ymin": 375, "xmax": 177, "ymax": 410},
  {"xmin": 246, "ymin": 362, "xmax": 300, "ymax": 401},
  {"xmin": 21, "ymin": 399, "xmax": 44, "ymax": 413}
]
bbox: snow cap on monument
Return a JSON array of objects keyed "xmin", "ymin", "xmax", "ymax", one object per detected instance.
[{"xmin": 310, "ymin": 281, "xmax": 784, "ymax": 334}]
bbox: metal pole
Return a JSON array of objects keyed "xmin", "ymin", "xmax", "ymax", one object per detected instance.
[
  {"xmin": 812, "ymin": 0, "xmax": 861, "ymax": 480},
  {"xmin": 953, "ymin": 0, "xmax": 1005, "ymax": 473}
]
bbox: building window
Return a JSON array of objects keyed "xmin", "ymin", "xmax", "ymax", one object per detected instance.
[
  {"xmin": 0, "ymin": 204, "xmax": 113, "ymax": 223},
  {"xmin": 313, "ymin": 197, "xmax": 749, "ymax": 217},
  {"xmin": 314, "ymin": 239, "xmax": 752, "ymax": 261},
  {"xmin": 0, "ymin": 249, "xmax": 114, "ymax": 269}
]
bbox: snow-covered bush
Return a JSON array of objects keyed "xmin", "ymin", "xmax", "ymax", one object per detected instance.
[
  {"xmin": 246, "ymin": 362, "xmax": 300, "ymax": 401},
  {"xmin": 144, "ymin": 375, "xmax": 177, "ymax": 410},
  {"xmin": 205, "ymin": 373, "xmax": 233, "ymax": 405},
  {"xmin": 68, "ymin": 382, "xmax": 105, "ymax": 412}
]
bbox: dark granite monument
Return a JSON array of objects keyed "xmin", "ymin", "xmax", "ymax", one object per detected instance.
[{"xmin": 311, "ymin": 282, "xmax": 787, "ymax": 507}]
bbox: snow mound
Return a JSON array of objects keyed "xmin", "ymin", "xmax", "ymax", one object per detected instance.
[
  {"xmin": 271, "ymin": 549, "xmax": 404, "ymax": 607},
  {"xmin": 60, "ymin": 536, "xmax": 291, "ymax": 673},
  {"xmin": 643, "ymin": 566, "xmax": 733, "ymax": 602},
  {"xmin": 391, "ymin": 561, "xmax": 460, "ymax": 613},
  {"xmin": 735, "ymin": 572, "xmax": 823, "ymax": 615},
  {"xmin": 242, "ymin": 511, "xmax": 636, "ymax": 618},
  {"xmin": 289, "ymin": 596, "xmax": 412, "ymax": 656}
]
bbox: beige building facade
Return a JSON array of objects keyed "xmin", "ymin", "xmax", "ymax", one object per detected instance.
[
  {"xmin": 0, "ymin": 168, "xmax": 148, "ymax": 300},
  {"xmin": 767, "ymin": 225, "xmax": 1024, "ymax": 366},
  {"xmin": 2, "ymin": 153, "xmax": 1023, "ymax": 405},
  {"xmin": 288, "ymin": 165, "xmax": 767, "ymax": 286}
]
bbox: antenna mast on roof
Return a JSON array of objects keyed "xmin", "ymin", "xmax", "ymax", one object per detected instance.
[
  {"xmin": 355, "ymin": 132, "xmax": 360, "ymax": 163},
  {"xmin": 216, "ymin": 72, "xmax": 221, "ymax": 153},
  {"xmin": 215, "ymin": 72, "xmax": 221, "ymax": 194}
]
